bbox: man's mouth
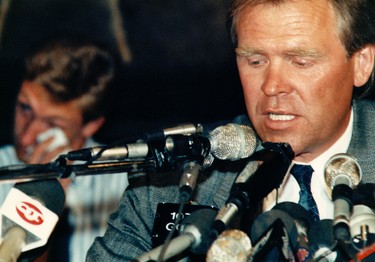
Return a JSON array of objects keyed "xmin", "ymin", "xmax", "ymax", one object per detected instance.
[{"xmin": 268, "ymin": 113, "xmax": 295, "ymax": 121}]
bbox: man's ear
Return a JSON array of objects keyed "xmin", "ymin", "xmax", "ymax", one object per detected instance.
[
  {"xmin": 82, "ymin": 116, "xmax": 105, "ymax": 138},
  {"xmin": 353, "ymin": 44, "xmax": 375, "ymax": 87}
]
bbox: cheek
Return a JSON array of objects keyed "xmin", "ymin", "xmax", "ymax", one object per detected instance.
[
  {"xmin": 64, "ymin": 126, "xmax": 86, "ymax": 149},
  {"xmin": 14, "ymin": 111, "xmax": 28, "ymax": 135},
  {"xmin": 62, "ymin": 128, "xmax": 79, "ymax": 142},
  {"xmin": 310, "ymin": 65, "xmax": 354, "ymax": 107},
  {"xmin": 242, "ymin": 86, "xmax": 259, "ymax": 112},
  {"xmin": 239, "ymin": 73, "xmax": 262, "ymax": 111}
]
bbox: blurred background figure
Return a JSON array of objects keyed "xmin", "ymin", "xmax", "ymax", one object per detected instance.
[
  {"xmin": 0, "ymin": 1, "xmax": 249, "ymax": 260},
  {"xmin": 0, "ymin": 36, "xmax": 128, "ymax": 262},
  {"xmin": 0, "ymin": 0, "xmax": 247, "ymax": 145}
]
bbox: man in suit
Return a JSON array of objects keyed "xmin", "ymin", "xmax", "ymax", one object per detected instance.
[{"xmin": 86, "ymin": 0, "xmax": 375, "ymax": 260}]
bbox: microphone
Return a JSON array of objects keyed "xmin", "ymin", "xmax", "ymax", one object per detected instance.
[
  {"xmin": 209, "ymin": 160, "xmax": 258, "ymax": 237},
  {"xmin": 210, "ymin": 142, "xmax": 294, "ymax": 238},
  {"xmin": 0, "ymin": 179, "xmax": 65, "ymax": 261},
  {"xmin": 249, "ymin": 208, "xmax": 298, "ymax": 261},
  {"xmin": 272, "ymin": 202, "xmax": 314, "ymax": 262},
  {"xmin": 135, "ymin": 208, "xmax": 217, "ymax": 262},
  {"xmin": 350, "ymin": 183, "xmax": 375, "ymax": 250},
  {"xmin": 350, "ymin": 204, "xmax": 375, "ymax": 250},
  {"xmin": 144, "ymin": 123, "xmax": 204, "ymax": 142},
  {"xmin": 66, "ymin": 123, "xmax": 257, "ymax": 165},
  {"xmin": 352, "ymin": 183, "xmax": 375, "ymax": 209},
  {"xmin": 308, "ymin": 219, "xmax": 338, "ymax": 262},
  {"xmin": 206, "ymin": 229, "xmax": 252, "ymax": 262},
  {"xmin": 179, "ymin": 160, "xmax": 201, "ymax": 203},
  {"xmin": 324, "ymin": 153, "xmax": 362, "ymax": 244}
]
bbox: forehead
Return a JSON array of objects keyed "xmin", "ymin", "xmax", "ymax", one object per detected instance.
[
  {"xmin": 235, "ymin": 0, "xmax": 342, "ymax": 50},
  {"xmin": 18, "ymin": 81, "xmax": 83, "ymax": 121}
]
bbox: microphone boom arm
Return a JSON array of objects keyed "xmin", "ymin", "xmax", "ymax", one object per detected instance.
[{"xmin": 0, "ymin": 158, "xmax": 160, "ymax": 182}]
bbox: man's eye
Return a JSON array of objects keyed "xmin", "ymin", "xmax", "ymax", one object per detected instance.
[
  {"xmin": 250, "ymin": 60, "xmax": 261, "ymax": 65},
  {"xmin": 17, "ymin": 102, "xmax": 33, "ymax": 116},
  {"xmin": 292, "ymin": 58, "xmax": 313, "ymax": 68},
  {"xmin": 20, "ymin": 103, "xmax": 30, "ymax": 110},
  {"xmin": 247, "ymin": 57, "xmax": 267, "ymax": 67}
]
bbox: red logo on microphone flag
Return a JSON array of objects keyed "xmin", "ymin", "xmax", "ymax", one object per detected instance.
[
  {"xmin": 296, "ymin": 247, "xmax": 311, "ymax": 262},
  {"xmin": 16, "ymin": 201, "xmax": 44, "ymax": 225}
]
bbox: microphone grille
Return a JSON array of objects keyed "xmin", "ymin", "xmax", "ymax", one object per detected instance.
[
  {"xmin": 209, "ymin": 124, "xmax": 257, "ymax": 161},
  {"xmin": 206, "ymin": 229, "xmax": 252, "ymax": 262},
  {"xmin": 324, "ymin": 153, "xmax": 362, "ymax": 189}
]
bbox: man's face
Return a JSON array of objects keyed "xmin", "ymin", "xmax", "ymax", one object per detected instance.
[
  {"xmin": 235, "ymin": 0, "xmax": 358, "ymax": 162},
  {"xmin": 14, "ymin": 81, "xmax": 88, "ymax": 162}
]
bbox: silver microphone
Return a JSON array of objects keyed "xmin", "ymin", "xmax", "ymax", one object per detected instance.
[
  {"xmin": 324, "ymin": 153, "xmax": 362, "ymax": 243},
  {"xmin": 208, "ymin": 123, "xmax": 257, "ymax": 161},
  {"xmin": 163, "ymin": 123, "xmax": 204, "ymax": 137},
  {"xmin": 67, "ymin": 123, "xmax": 258, "ymax": 163},
  {"xmin": 324, "ymin": 153, "xmax": 362, "ymax": 190}
]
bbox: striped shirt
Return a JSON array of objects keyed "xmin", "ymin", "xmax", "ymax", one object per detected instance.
[{"xmin": 0, "ymin": 138, "xmax": 129, "ymax": 262}]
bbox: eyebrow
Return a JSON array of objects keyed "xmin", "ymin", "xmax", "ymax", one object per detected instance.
[
  {"xmin": 235, "ymin": 46, "xmax": 262, "ymax": 56},
  {"xmin": 235, "ymin": 46, "xmax": 323, "ymax": 58},
  {"xmin": 283, "ymin": 49, "xmax": 323, "ymax": 58}
]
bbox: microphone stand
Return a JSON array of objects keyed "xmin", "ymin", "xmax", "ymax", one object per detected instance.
[
  {"xmin": 0, "ymin": 131, "xmax": 211, "ymax": 183},
  {"xmin": 0, "ymin": 158, "xmax": 159, "ymax": 182}
]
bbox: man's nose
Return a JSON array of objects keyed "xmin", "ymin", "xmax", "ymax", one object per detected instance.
[{"xmin": 261, "ymin": 64, "xmax": 293, "ymax": 96}]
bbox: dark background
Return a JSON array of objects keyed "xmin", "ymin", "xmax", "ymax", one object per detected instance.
[{"xmin": 0, "ymin": 0, "xmax": 247, "ymax": 145}]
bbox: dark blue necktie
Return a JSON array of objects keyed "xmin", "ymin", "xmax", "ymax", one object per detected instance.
[{"xmin": 290, "ymin": 164, "xmax": 320, "ymax": 221}]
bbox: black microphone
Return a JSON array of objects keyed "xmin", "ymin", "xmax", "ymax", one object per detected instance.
[
  {"xmin": 210, "ymin": 142, "xmax": 294, "ymax": 238},
  {"xmin": 66, "ymin": 123, "xmax": 257, "ymax": 165},
  {"xmin": 324, "ymin": 153, "xmax": 362, "ymax": 244},
  {"xmin": 249, "ymin": 209, "xmax": 298, "ymax": 261},
  {"xmin": 272, "ymin": 202, "xmax": 314, "ymax": 262},
  {"xmin": 308, "ymin": 219, "xmax": 339, "ymax": 262},
  {"xmin": 0, "ymin": 179, "xmax": 65, "ymax": 261},
  {"xmin": 134, "ymin": 208, "xmax": 218, "ymax": 262},
  {"xmin": 352, "ymin": 183, "xmax": 375, "ymax": 209}
]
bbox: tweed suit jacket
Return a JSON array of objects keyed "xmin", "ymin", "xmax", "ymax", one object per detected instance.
[
  {"xmin": 86, "ymin": 99, "xmax": 375, "ymax": 261},
  {"xmin": 347, "ymin": 100, "xmax": 375, "ymax": 183}
]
